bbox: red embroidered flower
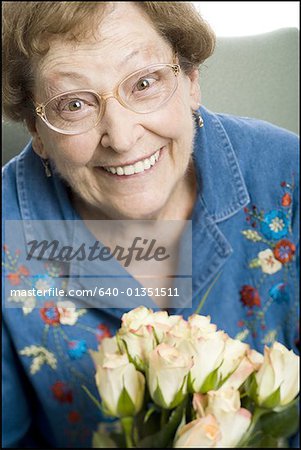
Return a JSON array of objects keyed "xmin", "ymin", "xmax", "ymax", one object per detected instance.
[
  {"xmin": 7, "ymin": 273, "xmax": 21, "ymax": 285},
  {"xmin": 18, "ymin": 265, "xmax": 30, "ymax": 276},
  {"xmin": 40, "ymin": 302, "xmax": 60, "ymax": 325},
  {"xmin": 240, "ymin": 285, "xmax": 261, "ymax": 308},
  {"xmin": 96, "ymin": 324, "xmax": 112, "ymax": 342},
  {"xmin": 281, "ymin": 193, "xmax": 292, "ymax": 207},
  {"xmin": 273, "ymin": 239, "xmax": 296, "ymax": 264},
  {"xmin": 51, "ymin": 381, "xmax": 73, "ymax": 403},
  {"xmin": 237, "ymin": 320, "xmax": 245, "ymax": 327},
  {"xmin": 68, "ymin": 411, "xmax": 81, "ymax": 423}
]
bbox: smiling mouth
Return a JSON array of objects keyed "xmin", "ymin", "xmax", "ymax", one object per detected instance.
[{"xmin": 99, "ymin": 148, "xmax": 163, "ymax": 176}]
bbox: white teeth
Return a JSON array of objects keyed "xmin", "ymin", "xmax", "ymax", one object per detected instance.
[
  {"xmin": 124, "ymin": 165, "xmax": 134, "ymax": 175},
  {"xmin": 143, "ymin": 158, "xmax": 151, "ymax": 169},
  {"xmin": 134, "ymin": 161, "xmax": 144, "ymax": 173},
  {"xmin": 103, "ymin": 149, "xmax": 161, "ymax": 176}
]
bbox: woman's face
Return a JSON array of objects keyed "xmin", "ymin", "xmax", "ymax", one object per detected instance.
[{"xmin": 32, "ymin": 2, "xmax": 200, "ymax": 220}]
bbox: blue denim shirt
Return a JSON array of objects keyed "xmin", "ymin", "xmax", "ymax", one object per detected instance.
[{"xmin": 2, "ymin": 107, "xmax": 299, "ymax": 448}]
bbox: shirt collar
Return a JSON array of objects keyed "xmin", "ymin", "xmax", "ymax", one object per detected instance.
[{"xmin": 194, "ymin": 106, "xmax": 250, "ymax": 222}]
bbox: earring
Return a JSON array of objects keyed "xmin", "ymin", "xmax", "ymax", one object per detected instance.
[
  {"xmin": 41, "ymin": 158, "xmax": 52, "ymax": 177},
  {"xmin": 193, "ymin": 112, "xmax": 204, "ymax": 128}
]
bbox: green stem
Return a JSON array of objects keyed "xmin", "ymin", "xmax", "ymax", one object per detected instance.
[
  {"xmin": 195, "ymin": 272, "xmax": 221, "ymax": 314},
  {"xmin": 239, "ymin": 407, "xmax": 268, "ymax": 447},
  {"xmin": 121, "ymin": 416, "xmax": 134, "ymax": 448},
  {"xmin": 160, "ymin": 408, "xmax": 170, "ymax": 428}
]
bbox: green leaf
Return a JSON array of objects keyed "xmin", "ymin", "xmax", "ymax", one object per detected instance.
[
  {"xmin": 117, "ymin": 387, "xmax": 135, "ymax": 417},
  {"xmin": 261, "ymin": 386, "xmax": 281, "ymax": 409},
  {"xmin": 187, "ymin": 371, "xmax": 195, "ymax": 394},
  {"xmin": 199, "ymin": 367, "xmax": 220, "ymax": 393},
  {"xmin": 244, "ymin": 372, "xmax": 258, "ymax": 401},
  {"xmin": 260, "ymin": 401, "xmax": 299, "ymax": 439},
  {"xmin": 136, "ymin": 400, "xmax": 187, "ymax": 448},
  {"xmin": 169, "ymin": 377, "xmax": 187, "ymax": 409},
  {"xmin": 119, "ymin": 337, "xmax": 145, "ymax": 372},
  {"xmin": 152, "ymin": 381, "xmax": 168, "ymax": 408},
  {"xmin": 92, "ymin": 429, "xmax": 118, "ymax": 448}
]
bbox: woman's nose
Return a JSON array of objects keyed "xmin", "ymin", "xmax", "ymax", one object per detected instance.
[{"xmin": 100, "ymin": 98, "xmax": 144, "ymax": 152}]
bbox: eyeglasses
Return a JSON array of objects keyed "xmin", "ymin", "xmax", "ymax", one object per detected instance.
[{"xmin": 35, "ymin": 63, "xmax": 180, "ymax": 135}]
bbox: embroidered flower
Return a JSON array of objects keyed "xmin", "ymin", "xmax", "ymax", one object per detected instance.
[
  {"xmin": 281, "ymin": 193, "xmax": 292, "ymax": 207},
  {"xmin": 7, "ymin": 273, "xmax": 21, "ymax": 285},
  {"xmin": 258, "ymin": 249, "xmax": 282, "ymax": 274},
  {"xmin": 67, "ymin": 340, "xmax": 87, "ymax": 360},
  {"xmin": 35, "ymin": 278, "xmax": 52, "ymax": 292},
  {"xmin": 51, "ymin": 381, "xmax": 73, "ymax": 403},
  {"xmin": 40, "ymin": 302, "xmax": 60, "ymax": 325},
  {"xmin": 20, "ymin": 345, "xmax": 57, "ymax": 374},
  {"xmin": 260, "ymin": 210, "xmax": 289, "ymax": 240},
  {"xmin": 96, "ymin": 323, "xmax": 112, "ymax": 342},
  {"xmin": 8, "ymin": 292, "xmax": 36, "ymax": 315},
  {"xmin": 240, "ymin": 285, "xmax": 261, "ymax": 308},
  {"xmin": 68, "ymin": 411, "xmax": 81, "ymax": 424},
  {"xmin": 57, "ymin": 301, "xmax": 79, "ymax": 326},
  {"xmin": 273, "ymin": 239, "xmax": 296, "ymax": 264},
  {"xmin": 269, "ymin": 283, "xmax": 289, "ymax": 303},
  {"xmin": 18, "ymin": 265, "xmax": 30, "ymax": 276}
]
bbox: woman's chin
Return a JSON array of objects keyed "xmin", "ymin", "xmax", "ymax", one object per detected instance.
[{"xmin": 102, "ymin": 195, "xmax": 170, "ymax": 220}]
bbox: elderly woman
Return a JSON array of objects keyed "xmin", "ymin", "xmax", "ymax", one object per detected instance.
[{"xmin": 2, "ymin": 1, "xmax": 299, "ymax": 448}]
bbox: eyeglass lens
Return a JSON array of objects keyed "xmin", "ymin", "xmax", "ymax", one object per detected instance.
[{"xmin": 42, "ymin": 65, "xmax": 178, "ymax": 133}]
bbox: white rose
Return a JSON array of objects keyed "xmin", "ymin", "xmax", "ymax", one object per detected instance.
[
  {"xmin": 189, "ymin": 331, "xmax": 227, "ymax": 393},
  {"xmin": 117, "ymin": 324, "xmax": 156, "ymax": 371},
  {"xmin": 89, "ymin": 336, "xmax": 119, "ymax": 367},
  {"xmin": 162, "ymin": 317, "xmax": 191, "ymax": 348},
  {"xmin": 218, "ymin": 337, "xmax": 249, "ymax": 382},
  {"xmin": 255, "ymin": 342, "xmax": 299, "ymax": 407},
  {"xmin": 121, "ymin": 306, "xmax": 154, "ymax": 330},
  {"xmin": 151, "ymin": 311, "xmax": 183, "ymax": 342},
  {"xmin": 95, "ymin": 353, "xmax": 145, "ymax": 417},
  {"xmin": 148, "ymin": 343, "xmax": 192, "ymax": 409},
  {"xmin": 206, "ymin": 388, "xmax": 252, "ymax": 448},
  {"xmin": 188, "ymin": 314, "xmax": 217, "ymax": 338},
  {"xmin": 174, "ymin": 415, "xmax": 221, "ymax": 448},
  {"xmin": 221, "ymin": 349, "xmax": 264, "ymax": 391}
]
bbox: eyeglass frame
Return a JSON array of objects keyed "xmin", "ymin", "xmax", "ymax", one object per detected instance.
[{"xmin": 35, "ymin": 62, "xmax": 181, "ymax": 135}]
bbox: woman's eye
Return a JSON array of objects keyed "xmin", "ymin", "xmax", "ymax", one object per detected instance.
[
  {"xmin": 64, "ymin": 99, "xmax": 82, "ymax": 111},
  {"xmin": 135, "ymin": 78, "xmax": 153, "ymax": 92}
]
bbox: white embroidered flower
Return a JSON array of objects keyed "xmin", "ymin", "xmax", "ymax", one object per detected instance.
[
  {"xmin": 258, "ymin": 249, "xmax": 282, "ymax": 274},
  {"xmin": 35, "ymin": 278, "xmax": 52, "ymax": 291},
  {"xmin": 22, "ymin": 297, "xmax": 37, "ymax": 315},
  {"xmin": 8, "ymin": 292, "xmax": 36, "ymax": 314},
  {"xmin": 269, "ymin": 217, "xmax": 285, "ymax": 233},
  {"xmin": 20, "ymin": 345, "xmax": 57, "ymax": 373},
  {"xmin": 57, "ymin": 300, "xmax": 79, "ymax": 325}
]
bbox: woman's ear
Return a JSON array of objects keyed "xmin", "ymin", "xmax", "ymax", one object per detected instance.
[
  {"xmin": 26, "ymin": 118, "xmax": 48, "ymax": 159},
  {"xmin": 188, "ymin": 68, "xmax": 201, "ymax": 111}
]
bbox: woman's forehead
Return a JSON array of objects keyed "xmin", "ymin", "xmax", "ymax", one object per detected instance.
[
  {"xmin": 36, "ymin": 5, "xmax": 173, "ymax": 94},
  {"xmin": 36, "ymin": 3, "xmax": 172, "ymax": 81}
]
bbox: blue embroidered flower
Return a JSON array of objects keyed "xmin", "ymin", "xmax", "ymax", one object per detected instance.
[
  {"xmin": 260, "ymin": 210, "xmax": 289, "ymax": 240},
  {"xmin": 269, "ymin": 283, "xmax": 289, "ymax": 303},
  {"xmin": 32, "ymin": 274, "xmax": 58, "ymax": 301},
  {"xmin": 67, "ymin": 340, "xmax": 87, "ymax": 360}
]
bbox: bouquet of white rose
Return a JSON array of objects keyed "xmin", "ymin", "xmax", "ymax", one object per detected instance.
[{"xmin": 86, "ymin": 306, "xmax": 299, "ymax": 448}]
